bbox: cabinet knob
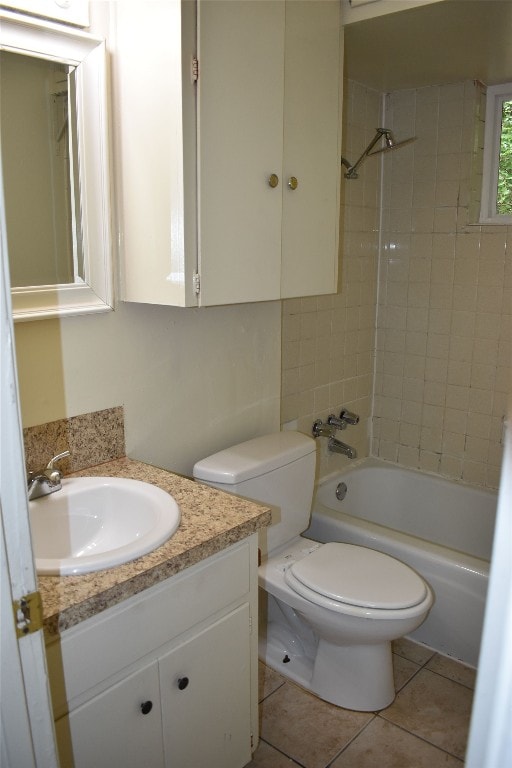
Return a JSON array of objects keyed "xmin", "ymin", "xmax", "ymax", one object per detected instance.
[
  {"xmin": 288, "ymin": 176, "xmax": 298, "ymax": 190},
  {"xmin": 268, "ymin": 174, "xmax": 279, "ymax": 188},
  {"xmin": 140, "ymin": 700, "xmax": 153, "ymax": 715},
  {"xmin": 177, "ymin": 676, "xmax": 189, "ymax": 691}
]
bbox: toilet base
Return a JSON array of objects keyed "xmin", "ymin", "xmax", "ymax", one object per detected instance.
[
  {"xmin": 311, "ymin": 639, "xmax": 395, "ymax": 711},
  {"xmin": 259, "ymin": 628, "xmax": 315, "ymax": 694},
  {"xmin": 259, "ymin": 622, "xmax": 396, "ymax": 711}
]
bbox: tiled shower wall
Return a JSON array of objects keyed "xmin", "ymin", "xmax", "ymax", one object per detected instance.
[
  {"xmin": 281, "ymin": 81, "xmax": 381, "ymax": 477},
  {"xmin": 374, "ymin": 81, "xmax": 511, "ymax": 490},
  {"xmin": 281, "ymin": 79, "xmax": 511, "ymax": 490}
]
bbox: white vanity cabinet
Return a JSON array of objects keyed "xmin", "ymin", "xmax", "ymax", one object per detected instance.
[
  {"xmin": 54, "ymin": 661, "xmax": 166, "ymax": 768},
  {"xmin": 114, "ymin": 0, "xmax": 342, "ymax": 307},
  {"xmin": 47, "ymin": 536, "xmax": 258, "ymax": 768}
]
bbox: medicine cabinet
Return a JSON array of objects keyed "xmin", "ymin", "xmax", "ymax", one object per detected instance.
[{"xmin": 0, "ymin": 10, "xmax": 113, "ymax": 321}]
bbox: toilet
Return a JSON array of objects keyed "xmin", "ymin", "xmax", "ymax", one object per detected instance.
[{"xmin": 193, "ymin": 431, "xmax": 433, "ymax": 711}]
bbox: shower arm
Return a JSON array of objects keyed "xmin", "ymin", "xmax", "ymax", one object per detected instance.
[{"xmin": 341, "ymin": 128, "xmax": 389, "ymax": 180}]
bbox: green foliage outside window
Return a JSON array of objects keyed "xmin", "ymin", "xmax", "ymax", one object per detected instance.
[{"xmin": 497, "ymin": 100, "xmax": 512, "ymax": 215}]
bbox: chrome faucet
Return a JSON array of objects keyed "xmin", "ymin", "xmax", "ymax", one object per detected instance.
[
  {"xmin": 312, "ymin": 420, "xmax": 337, "ymax": 439},
  {"xmin": 312, "ymin": 408, "xmax": 359, "ymax": 460},
  {"xmin": 27, "ymin": 451, "xmax": 70, "ymax": 500},
  {"xmin": 327, "ymin": 409, "xmax": 360, "ymax": 429},
  {"xmin": 328, "ymin": 437, "xmax": 357, "ymax": 460}
]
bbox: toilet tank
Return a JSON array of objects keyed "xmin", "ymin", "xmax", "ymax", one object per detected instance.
[{"xmin": 193, "ymin": 432, "xmax": 317, "ymax": 555}]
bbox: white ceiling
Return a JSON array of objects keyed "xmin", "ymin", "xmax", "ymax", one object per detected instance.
[{"xmin": 344, "ymin": 0, "xmax": 512, "ymax": 91}]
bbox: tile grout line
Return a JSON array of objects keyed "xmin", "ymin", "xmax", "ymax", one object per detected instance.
[
  {"xmin": 324, "ymin": 714, "xmax": 379, "ymax": 768},
  {"xmin": 258, "ymin": 648, "xmax": 473, "ymax": 766},
  {"xmin": 373, "ymin": 714, "xmax": 466, "ymax": 764},
  {"xmin": 257, "ymin": 736, "xmax": 308, "ymax": 768},
  {"xmin": 395, "ymin": 649, "xmax": 476, "ymax": 692},
  {"xmin": 258, "ymin": 679, "xmax": 286, "ymax": 706}
]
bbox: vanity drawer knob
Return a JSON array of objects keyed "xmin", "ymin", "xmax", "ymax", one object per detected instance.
[
  {"xmin": 140, "ymin": 700, "xmax": 153, "ymax": 715},
  {"xmin": 268, "ymin": 173, "xmax": 279, "ymax": 188},
  {"xmin": 177, "ymin": 676, "xmax": 189, "ymax": 691}
]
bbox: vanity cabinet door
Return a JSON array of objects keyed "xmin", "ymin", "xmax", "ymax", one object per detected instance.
[
  {"xmin": 160, "ymin": 603, "xmax": 252, "ymax": 768},
  {"xmin": 55, "ymin": 661, "xmax": 165, "ymax": 768}
]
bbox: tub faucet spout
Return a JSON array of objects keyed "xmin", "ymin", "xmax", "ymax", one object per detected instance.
[{"xmin": 328, "ymin": 437, "xmax": 357, "ymax": 460}]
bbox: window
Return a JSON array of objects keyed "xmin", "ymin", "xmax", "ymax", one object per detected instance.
[{"xmin": 481, "ymin": 83, "xmax": 512, "ymax": 224}]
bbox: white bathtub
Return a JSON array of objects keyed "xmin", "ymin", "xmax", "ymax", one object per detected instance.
[{"xmin": 305, "ymin": 459, "xmax": 497, "ymax": 667}]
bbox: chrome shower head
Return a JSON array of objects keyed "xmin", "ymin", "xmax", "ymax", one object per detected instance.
[
  {"xmin": 341, "ymin": 128, "xmax": 417, "ymax": 179},
  {"xmin": 368, "ymin": 130, "xmax": 417, "ymax": 155}
]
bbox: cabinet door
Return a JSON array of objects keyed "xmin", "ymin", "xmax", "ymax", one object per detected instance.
[
  {"xmin": 280, "ymin": 0, "xmax": 341, "ymax": 298},
  {"xmin": 114, "ymin": 0, "xmax": 198, "ymax": 307},
  {"xmin": 55, "ymin": 661, "xmax": 164, "ymax": 768},
  {"xmin": 160, "ymin": 604, "xmax": 252, "ymax": 768},
  {"xmin": 197, "ymin": 0, "xmax": 285, "ymax": 305}
]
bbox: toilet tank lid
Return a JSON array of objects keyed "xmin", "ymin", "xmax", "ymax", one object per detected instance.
[{"xmin": 193, "ymin": 431, "xmax": 316, "ymax": 484}]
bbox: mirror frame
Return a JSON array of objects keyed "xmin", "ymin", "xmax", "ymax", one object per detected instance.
[{"xmin": 0, "ymin": 10, "xmax": 113, "ymax": 322}]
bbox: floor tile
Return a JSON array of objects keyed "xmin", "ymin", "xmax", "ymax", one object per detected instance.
[
  {"xmin": 392, "ymin": 637, "xmax": 436, "ymax": 666},
  {"xmin": 380, "ymin": 668, "xmax": 473, "ymax": 759},
  {"xmin": 330, "ymin": 717, "xmax": 464, "ymax": 767},
  {"xmin": 425, "ymin": 654, "xmax": 477, "ymax": 690},
  {"xmin": 392, "ymin": 653, "xmax": 420, "ymax": 692},
  {"xmin": 259, "ymin": 661, "xmax": 286, "ymax": 702},
  {"xmin": 247, "ymin": 739, "xmax": 302, "ymax": 767},
  {"xmin": 260, "ymin": 681, "xmax": 373, "ymax": 768}
]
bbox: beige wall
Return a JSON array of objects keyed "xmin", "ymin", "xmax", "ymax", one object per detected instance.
[
  {"xmin": 374, "ymin": 81, "xmax": 510, "ymax": 490},
  {"xmin": 12, "ymin": 1, "xmax": 281, "ymax": 478},
  {"xmin": 281, "ymin": 80, "xmax": 381, "ymax": 478},
  {"xmin": 14, "ymin": 300, "xmax": 281, "ymax": 477}
]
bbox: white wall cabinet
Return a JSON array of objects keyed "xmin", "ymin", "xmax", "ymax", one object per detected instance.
[
  {"xmin": 47, "ymin": 537, "xmax": 258, "ymax": 768},
  {"xmin": 114, "ymin": 0, "xmax": 342, "ymax": 308},
  {"xmin": 1, "ymin": 0, "xmax": 89, "ymax": 27},
  {"xmin": 341, "ymin": 0, "xmax": 446, "ymax": 26}
]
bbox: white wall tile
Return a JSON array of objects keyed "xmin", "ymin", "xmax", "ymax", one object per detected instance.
[{"xmin": 283, "ymin": 80, "xmax": 509, "ymax": 490}]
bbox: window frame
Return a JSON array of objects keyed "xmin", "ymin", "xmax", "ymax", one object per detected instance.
[{"xmin": 480, "ymin": 82, "xmax": 512, "ymax": 225}]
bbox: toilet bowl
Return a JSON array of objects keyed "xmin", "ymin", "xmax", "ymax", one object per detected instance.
[
  {"xmin": 259, "ymin": 537, "xmax": 432, "ymax": 709},
  {"xmin": 193, "ymin": 432, "xmax": 433, "ymax": 711}
]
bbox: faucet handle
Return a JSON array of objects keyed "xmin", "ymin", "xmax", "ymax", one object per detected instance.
[
  {"xmin": 327, "ymin": 414, "xmax": 347, "ymax": 430},
  {"xmin": 45, "ymin": 451, "xmax": 70, "ymax": 483},
  {"xmin": 340, "ymin": 409, "xmax": 359, "ymax": 425},
  {"xmin": 46, "ymin": 451, "xmax": 71, "ymax": 470}
]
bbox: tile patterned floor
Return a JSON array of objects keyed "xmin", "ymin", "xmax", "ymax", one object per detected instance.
[{"xmin": 248, "ymin": 638, "xmax": 476, "ymax": 768}]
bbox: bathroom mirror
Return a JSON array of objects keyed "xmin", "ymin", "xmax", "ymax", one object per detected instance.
[{"xmin": 0, "ymin": 10, "xmax": 113, "ymax": 321}]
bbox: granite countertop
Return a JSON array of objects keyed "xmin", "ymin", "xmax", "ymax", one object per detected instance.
[{"xmin": 39, "ymin": 458, "xmax": 271, "ymax": 637}]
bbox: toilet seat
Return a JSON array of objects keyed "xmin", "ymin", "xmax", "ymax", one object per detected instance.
[{"xmin": 284, "ymin": 542, "xmax": 428, "ymax": 612}]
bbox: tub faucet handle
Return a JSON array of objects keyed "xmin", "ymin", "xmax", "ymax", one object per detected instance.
[
  {"xmin": 340, "ymin": 409, "xmax": 359, "ymax": 426},
  {"xmin": 312, "ymin": 419, "xmax": 336, "ymax": 439},
  {"xmin": 327, "ymin": 414, "xmax": 347, "ymax": 430}
]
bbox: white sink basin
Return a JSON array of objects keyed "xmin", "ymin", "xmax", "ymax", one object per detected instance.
[{"xmin": 29, "ymin": 477, "xmax": 180, "ymax": 576}]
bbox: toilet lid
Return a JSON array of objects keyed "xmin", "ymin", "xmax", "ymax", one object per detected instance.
[{"xmin": 287, "ymin": 542, "xmax": 427, "ymax": 609}]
